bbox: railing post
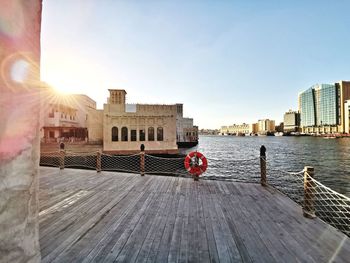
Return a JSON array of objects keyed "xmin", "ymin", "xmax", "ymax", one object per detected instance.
[
  {"xmin": 260, "ymin": 145, "xmax": 267, "ymax": 186},
  {"xmin": 59, "ymin": 150, "xmax": 65, "ymax": 170},
  {"xmin": 140, "ymin": 144, "xmax": 145, "ymax": 176},
  {"xmin": 96, "ymin": 151, "xmax": 101, "ymax": 173},
  {"xmin": 303, "ymin": 166, "xmax": 316, "ymax": 219}
]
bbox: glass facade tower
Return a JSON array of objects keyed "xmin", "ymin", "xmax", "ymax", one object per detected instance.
[
  {"xmin": 299, "ymin": 84, "xmax": 338, "ymax": 129},
  {"xmin": 315, "ymin": 84, "xmax": 338, "ymax": 126},
  {"xmin": 299, "ymin": 88, "xmax": 316, "ymax": 127}
]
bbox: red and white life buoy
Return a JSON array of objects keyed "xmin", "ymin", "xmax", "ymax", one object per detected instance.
[{"xmin": 184, "ymin": 151, "xmax": 208, "ymax": 176}]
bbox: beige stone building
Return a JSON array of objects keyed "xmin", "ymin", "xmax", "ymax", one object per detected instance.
[
  {"xmin": 40, "ymin": 86, "xmax": 97, "ymax": 142},
  {"xmin": 257, "ymin": 119, "xmax": 275, "ymax": 134},
  {"xmin": 283, "ymin": 110, "xmax": 300, "ymax": 132},
  {"xmin": 176, "ymin": 104, "xmax": 198, "ymax": 145},
  {"xmin": 220, "ymin": 123, "xmax": 257, "ymax": 135},
  {"xmin": 344, "ymin": 100, "xmax": 350, "ymax": 134},
  {"xmin": 88, "ymin": 89, "xmax": 178, "ymax": 154}
]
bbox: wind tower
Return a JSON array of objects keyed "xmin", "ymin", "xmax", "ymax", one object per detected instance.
[{"xmin": 108, "ymin": 89, "xmax": 127, "ymax": 112}]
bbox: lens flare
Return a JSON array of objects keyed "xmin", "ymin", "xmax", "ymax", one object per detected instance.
[
  {"xmin": 0, "ymin": 52, "xmax": 39, "ymax": 91},
  {"xmin": 10, "ymin": 59, "xmax": 29, "ymax": 83}
]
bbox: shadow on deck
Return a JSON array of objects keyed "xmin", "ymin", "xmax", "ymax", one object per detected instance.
[{"xmin": 39, "ymin": 167, "xmax": 350, "ymax": 263}]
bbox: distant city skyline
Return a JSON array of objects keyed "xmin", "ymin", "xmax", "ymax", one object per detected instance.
[{"xmin": 41, "ymin": 0, "xmax": 350, "ymax": 129}]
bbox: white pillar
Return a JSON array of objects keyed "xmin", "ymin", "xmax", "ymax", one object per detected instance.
[{"xmin": 0, "ymin": 1, "xmax": 42, "ymax": 262}]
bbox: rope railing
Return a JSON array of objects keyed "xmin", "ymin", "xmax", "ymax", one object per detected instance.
[
  {"xmin": 259, "ymin": 146, "xmax": 350, "ymax": 237},
  {"xmin": 39, "ymin": 150, "xmax": 189, "ymax": 177},
  {"xmin": 203, "ymin": 157, "xmax": 260, "ymax": 182},
  {"xmin": 266, "ymin": 166, "xmax": 305, "ymax": 204},
  {"xmin": 65, "ymin": 151, "xmax": 98, "ymax": 170},
  {"xmin": 39, "ymin": 144, "xmax": 350, "ymax": 237},
  {"xmin": 101, "ymin": 153, "xmax": 140, "ymax": 174},
  {"xmin": 305, "ymin": 171, "xmax": 350, "ymax": 237},
  {"xmin": 40, "ymin": 151, "xmax": 60, "ymax": 167},
  {"xmin": 144, "ymin": 154, "xmax": 188, "ymax": 177}
]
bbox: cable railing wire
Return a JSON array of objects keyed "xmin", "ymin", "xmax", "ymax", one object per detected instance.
[
  {"xmin": 39, "ymin": 147, "xmax": 350, "ymax": 237},
  {"xmin": 65, "ymin": 151, "xmax": 97, "ymax": 169},
  {"xmin": 40, "ymin": 151, "xmax": 60, "ymax": 167},
  {"xmin": 101, "ymin": 153, "xmax": 140, "ymax": 174},
  {"xmin": 265, "ymin": 161, "xmax": 350, "ymax": 237},
  {"xmin": 306, "ymin": 172, "xmax": 350, "ymax": 237}
]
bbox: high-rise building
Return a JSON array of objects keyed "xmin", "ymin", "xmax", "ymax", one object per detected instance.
[
  {"xmin": 345, "ymin": 100, "xmax": 350, "ymax": 134},
  {"xmin": 257, "ymin": 119, "xmax": 275, "ymax": 134},
  {"xmin": 283, "ymin": 110, "xmax": 300, "ymax": 132},
  {"xmin": 298, "ymin": 81, "xmax": 350, "ymax": 134}
]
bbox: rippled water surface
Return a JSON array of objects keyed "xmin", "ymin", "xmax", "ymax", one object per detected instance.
[{"xmin": 183, "ymin": 135, "xmax": 350, "ymax": 196}]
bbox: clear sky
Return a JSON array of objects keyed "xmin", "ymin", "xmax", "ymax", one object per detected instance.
[{"xmin": 40, "ymin": 0, "xmax": 350, "ymax": 129}]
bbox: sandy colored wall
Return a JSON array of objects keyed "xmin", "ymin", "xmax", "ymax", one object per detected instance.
[
  {"xmin": 87, "ymin": 108, "xmax": 103, "ymax": 142},
  {"xmin": 0, "ymin": 1, "xmax": 42, "ymax": 262}
]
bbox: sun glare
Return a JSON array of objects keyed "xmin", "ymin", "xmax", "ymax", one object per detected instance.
[{"xmin": 52, "ymin": 85, "xmax": 70, "ymax": 95}]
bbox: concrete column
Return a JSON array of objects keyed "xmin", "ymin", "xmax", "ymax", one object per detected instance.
[{"xmin": 0, "ymin": 1, "xmax": 42, "ymax": 262}]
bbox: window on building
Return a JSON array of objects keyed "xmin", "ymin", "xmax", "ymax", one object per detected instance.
[
  {"xmin": 112, "ymin": 127, "xmax": 118, "ymax": 141},
  {"xmin": 49, "ymin": 108, "xmax": 54, "ymax": 118},
  {"xmin": 121, "ymin": 127, "xmax": 128, "ymax": 141},
  {"xmin": 148, "ymin": 127, "xmax": 154, "ymax": 141},
  {"xmin": 157, "ymin": 127, "xmax": 163, "ymax": 141},
  {"xmin": 49, "ymin": 131, "xmax": 54, "ymax": 138},
  {"xmin": 139, "ymin": 129, "xmax": 145, "ymax": 141},
  {"xmin": 131, "ymin": 129, "xmax": 137, "ymax": 141}
]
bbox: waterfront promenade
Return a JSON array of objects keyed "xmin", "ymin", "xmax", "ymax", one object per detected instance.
[{"xmin": 39, "ymin": 167, "xmax": 350, "ymax": 262}]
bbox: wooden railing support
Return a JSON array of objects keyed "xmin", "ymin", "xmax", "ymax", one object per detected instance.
[
  {"xmin": 96, "ymin": 151, "xmax": 101, "ymax": 173},
  {"xmin": 140, "ymin": 144, "xmax": 145, "ymax": 176},
  {"xmin": 303, "ymin": 166, "xmax": 316, "ymax": 219},
  {"xmin": 260, "ymin": 145, "xmax": 267, "ymax": 186},
  {"xmin": 59, "ymin": 149, "xmax": 65, "ymax": 170}
]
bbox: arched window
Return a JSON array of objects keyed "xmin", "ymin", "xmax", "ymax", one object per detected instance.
[
  {"xmin": 148, "ymin": 127, "xmax": 154, "ymax": 141},
  {"xmin": 139, "ymin": 129, "xmax": 145, "ymax": 141},
  {"xmin": 157, "ymin": 127, "xmax": 163, "ymax": 141},
  {"xmin": 111, "ymin": 127, "xmax": 118, "ymax": 141},
  {"xmin": 121, "ymin": 127, "xmax": 128, "ymax": 141},
  {"xmin": 131, "ymin": 129, "xmax": 137, "ymax": 141}
]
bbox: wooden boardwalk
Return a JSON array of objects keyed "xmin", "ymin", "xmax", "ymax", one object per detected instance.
[{"xmin": 39, "ymin": 167, "xmax": 350, "ymax": 263}]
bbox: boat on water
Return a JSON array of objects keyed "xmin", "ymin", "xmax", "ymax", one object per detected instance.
[
  {"xmin": 177, "ymin": 141, "xmax": 198, "ymax": 148},
  {"xmin": 274, "ymin": 132, "xmax": 284, "ymax": 136}
]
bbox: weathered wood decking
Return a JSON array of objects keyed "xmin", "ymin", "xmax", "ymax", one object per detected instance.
[{"xmin": 39, "ymin": 167, "xmax": 350, "ymax": 263}]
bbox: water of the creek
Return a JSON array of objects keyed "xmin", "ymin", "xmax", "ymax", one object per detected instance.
[{"xmin": 181, "ymin": 135, "xmax": 350, "ymax": 197}]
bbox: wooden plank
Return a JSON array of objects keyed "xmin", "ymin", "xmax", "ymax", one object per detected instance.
[
  {"xmin": 233, "ymin": 184, "xmax": 305, "ymax": 262},
  {"xmin": 153, "ymin": 179, "xmax": 181, "ymax": 262},
  {"xmin": 99, "ymin": 185, "xmax": 159, "ymax": 262},
  {"xmin": 40, "ymin": 175, "xmax": 135, "ymax": 244},
  {"xmin": 178, "ymin": 177, "xmax": 191, "ymax": 263},
  {"xmin": 81, "ymin": 177, "xmax": 158, "ymax": 263},
  {"xmin": 38, "ymin": 167, "xmax": 350, "ymax": 263},
  {"xmin": 113, "ymin": 177, "xmax": 173, "ymax": 262},
  {"xmin": 258, "ymin": 185, "xmax": 350, "ymax": 262},
  {"xmin": 134, "ymin": 177, "xmax": 177, "ymax": 263},
  {"xmin": 78, "ymin": 182, "xmax": 159, "ymax": 262},
  {"xmin": 42, "ymin": 176, "xmax": 154, "ymax": 262},
  {"xmin": 211, "ymin": 183, "xmax": 243, "ymax": 262},
  {"xmin": 50, "ymin": 176, "xmax": 159, "ymax": 262},
  {"xmin": 194, "ymin": 181, "xmax": 210, "ymax": 263},
  {"xmin": 223, "ymin": 184, "xmax": 276, "ymax": 263},
  {"xmin": 200, "ymin": 182, "xmax": 221, "ymax": 263},
  {"xmin": 167, "ymin": 182, "xmax": 186, "ymax": 263}
]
